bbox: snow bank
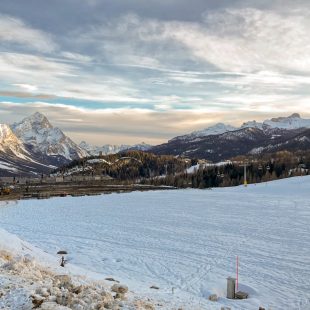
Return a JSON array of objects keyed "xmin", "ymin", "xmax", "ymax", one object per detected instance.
[{"xmin": 0, "ymin": 229, "xmax": 157, "ymax": 309}]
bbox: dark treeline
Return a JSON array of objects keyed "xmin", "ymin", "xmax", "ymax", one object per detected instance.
[
  {"xmin": 144, "ymin": 150, "xmax": 310, "ymax": 188},
  {"xmin": 55, "ymin": 150, "xmax": 192, "ymax": 181},
  {"xmin": 55, "ymin": 150, "xmax": 309, "ymax": 188}
]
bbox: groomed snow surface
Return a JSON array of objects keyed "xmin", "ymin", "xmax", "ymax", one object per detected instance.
[{"xmin": 1, "ymin": 176, "xmax": 310, "ymax": 310}]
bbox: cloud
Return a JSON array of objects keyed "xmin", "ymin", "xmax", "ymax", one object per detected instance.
[
  {"xmin": 13, "ymin": 84, "xmax": 38, "ymax": 92},
  {"xmin": 0, "ymin": 14, "xmax": 57, "ymax": 52},
  {"xmin": 0, "ymin": 52, "xmax": 150, "ymax": 103},
  {"xmin": 0, "ymin": 91, "xmax": 56, "ymax": 100},
  {"xmin": 81, "ymin": 9, "xmax": 310, "ymax": 74},
  {"xmin": 61, "ymin": 52, "xmax": 93, "ymax": 63}
]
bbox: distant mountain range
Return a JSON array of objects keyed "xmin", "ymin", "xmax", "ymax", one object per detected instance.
[
  {"xmin": 151, "ymin": 113, "xmax": 310, "ymax": 161},
  {"xmin": 79, "ymin": 141, "xmax": 152, "ymax": 156},
  {"xmin": 0, "ymin": 112, "xmax": 309, "ymax": 176}
]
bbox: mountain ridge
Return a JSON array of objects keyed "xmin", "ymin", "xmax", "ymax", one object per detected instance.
[
  {"xmin": 79, "ymin": 141, "xmax": 153, "ymax": 156},
  {"xmin": 170, "ymin": 113, "xmax": 310, "ymax": 143},
  {"xmin": 151, "ymin": 113, "xmax": 310, "ymax": 161}
]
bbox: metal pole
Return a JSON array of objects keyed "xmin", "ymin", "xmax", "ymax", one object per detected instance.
[
  {"xmin": 244, "ymin": 164, "xmax": 247, "ymax": 187},
  {"xmin": 227, "ymin": 277, "xmax": 236, "ymax": 299}
]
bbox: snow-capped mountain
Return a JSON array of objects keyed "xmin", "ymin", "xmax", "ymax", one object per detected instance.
[
  {"xmin": 170, "ymin": 123, "xmax": 237, "ymax": 142},
  {"xmin": 0, "ymin": 112, "xmax": 89, "ymax": 176},
  {"xmin": 79, "ymin": 141, "xmax": 129, "ymax": 156},
  {"xmin": 79, "ymin": 141, "xmax": 152, "ymax": 156},
  {"xmin": 170, "ymin": 113, "xmax": 310, "ymax": 143},
  {"xmin": 241, "ymin": 113, "xmax": 310, "ymax": 131},
  {"xmin": 126, "ymin": 142, "xmax": 153, "ymax": 152},
  {"xmin": 11, "ymin": 112, "xmax": 88, "ymax": 161},
  {"xmin": 151, "ymin": 113, "xmax": 310, "ymax": 161},
  {"xmin": 263, "ymin": 113, "xmax": 310, "ymax": 129}
]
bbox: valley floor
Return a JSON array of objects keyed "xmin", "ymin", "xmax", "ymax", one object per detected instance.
[{"xmin": 0, "ymin": 176, "xmax": 310, "ymax": 309}]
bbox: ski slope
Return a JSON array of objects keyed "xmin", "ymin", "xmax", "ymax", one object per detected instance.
[{"xmin": 0, "ymin": 176, "xmax": 310, "ymax": 309}]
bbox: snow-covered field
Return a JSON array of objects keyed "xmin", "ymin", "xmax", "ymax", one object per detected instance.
[{"xmin": 0, "ymin": 176, "xmax": 310, "ymax": 310}]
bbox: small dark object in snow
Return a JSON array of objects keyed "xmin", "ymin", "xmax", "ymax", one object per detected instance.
[
  {"xmin": 57, "ymin": 250, "xmax": 68, "ymax": 267},
  {"xmin": 105, "ymin": 277, "xmax": 120, "ymax": 283},
  {"xmin": 150, "ymin": 285, "xmax": 159, "ymax": 290},
  {"xmin": 235, "ymin": 291, "xmax": 248, "ymax": 299},
  {"xmin": 57, "ymin": 250, "xmax": 68, "ymax": 255}
]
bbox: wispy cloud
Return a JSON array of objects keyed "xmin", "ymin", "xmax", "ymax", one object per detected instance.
[
  {"xmin": 0, "ymin": 14, "xmax": 57, "ymax": 52},
  {"xmin": 13, "ymin": 84, "xmax": 38, "ymax": 92}
]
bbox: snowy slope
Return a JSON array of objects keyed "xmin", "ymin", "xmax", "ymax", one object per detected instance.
[
  {"xmin": 1, "ymin": 176, "xmax": 309, "ymax": 309},
  {"xmin": 12, "ymin": 112, "xmax": 88, "ymax": 161},
  {"xmin": 170, "ymin": 123, "xmax": 237, "ymax": 142},
  {"xmin": 0, "ymin": 124, "xmax": 31, "ymax": 160}
]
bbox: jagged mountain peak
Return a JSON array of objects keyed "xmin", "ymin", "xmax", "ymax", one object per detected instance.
[
  {"xmin": 31, "ymin": 111, "xmax": 49, "ymax": 121},
  {"xmin": 11, "ymin": 112, "xmax": 88, "ymax": 161},
  {"xmin": 290, "ymin": 113, "xmax": 301, "ymax": 118},
  {"xmin": 269, "ymin": 113, "xmax": 301, "ymax": 122},
  {"xmin": 16, "ymin": 112, "xmax": 53, "ymax": 130},
  {"xmin": 264, "ymin": 113, "xmax": 310, "ymax": 130}
]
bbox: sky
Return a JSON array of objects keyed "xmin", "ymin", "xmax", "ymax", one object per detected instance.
[{"xmin": 0, "ymin": 0, "xmax": 310, "ymax": 145}]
